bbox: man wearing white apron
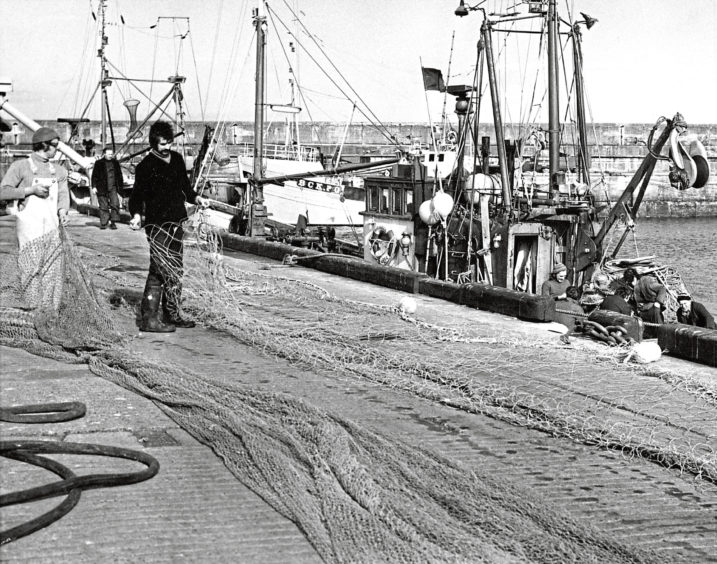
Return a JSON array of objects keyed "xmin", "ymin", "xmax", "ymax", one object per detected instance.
[{"xmin": 0, "ymin": 127, "xmax": 70, "ymax": 311}]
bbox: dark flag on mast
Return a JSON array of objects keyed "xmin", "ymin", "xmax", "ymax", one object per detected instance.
[{"xmin": 421, "ymin": 67, "xmax": 446, "ymax": 92}]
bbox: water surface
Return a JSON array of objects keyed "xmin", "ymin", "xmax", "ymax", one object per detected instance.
[{"xmin": 615, "ymin": 217, "xmax": 716, "ymax": 313}]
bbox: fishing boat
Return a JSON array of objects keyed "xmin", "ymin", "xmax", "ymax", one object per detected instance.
[
  {"xmin": 0, "ymin": 0, "xmax": 198, "ymax": 208},
  {"xmin": 202, "ymin": 0, "xmax": 715, "ymax": 364},
  {"xmin": 188, "ymin": 3, "xmax": 408, "ymax": 237},
  {"xmin": 354, "ymin": 1, "xmax": 710, "ymax": 320}
]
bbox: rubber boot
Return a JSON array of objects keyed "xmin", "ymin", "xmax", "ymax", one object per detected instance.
[
  {"xmin": 162, "ymin": 283, "xmax": 196, "ymax": 328},
  {"xmin": 140, "ymin": 285, "xmax": 176, "ymax": 333}
]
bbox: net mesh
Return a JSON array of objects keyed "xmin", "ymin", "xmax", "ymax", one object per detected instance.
[
  {"xmin": 1, "ymin": 216, "xmax": 714, "ymax": 562},
  {"xmin": 170, "ymin": 224, "xmax": 716, "ymax": 484}
]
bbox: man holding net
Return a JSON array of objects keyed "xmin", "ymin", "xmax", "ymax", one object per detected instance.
[
  {"xmin": 0, "ymin": 127, "xmax": 70, "ymax": 311},
  {"xmin": 128, "ymin": 121, "xmax": 207, "ymax": 332}
]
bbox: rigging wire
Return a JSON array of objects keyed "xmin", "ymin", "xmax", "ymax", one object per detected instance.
[
  {"xmin": 115, "ymin": 0, "xmax": 131, "ymax": 101},
  {"xmin": 558, "ymin": 33, "xmax": 577, "ymax": 172},
  {"xmin": 193, "ymin": 10, "xmax": 254, "ymax": 193},
  {"xmin": 211, "ymin": 1, "xmax": 251, "ymax": 124},
  {"xmin": 264, "ymin": 8, "xmax": 320, "ymax": 144},
  {"xmin": 60, "ymin": 1, "xmax": 96, "ymax": 120},
  {"xmin": 187, "ymin": 25, "xmax": 206, "ymax": 122},
  {"xmin": 104, "ymin": 60, "xmax": 176, "ymax": 124},
  {"xmin": 200, "ymin": 0, "xmax": 224, "ymax": 118},
  {"xmin": 272, "ymin": 1, "xmax": 399, "ymax": 147},
  {"xmin": 441, "ymin": 31, "xmax": 456, "ymax": 142},
  {"xmin": 149, "ymin": 24, "xmax": 159, "ymax": 105}
]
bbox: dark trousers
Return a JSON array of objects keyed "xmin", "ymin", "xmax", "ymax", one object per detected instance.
[
  {"xmin": 98, "ymin": 188, "xmax": 121, "ymax": 226},
  {"xmin": 145, "ymin": 223, "xmax": 184, "ymax": 318},
  {"xmin": 639, "ymin": 306, "xmax": 664, "ymax": 324}
]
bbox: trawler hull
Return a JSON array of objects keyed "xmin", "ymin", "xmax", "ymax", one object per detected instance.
[{"xmin": 263, "ymin": 180, "xmax": 363, "ymax": 226}]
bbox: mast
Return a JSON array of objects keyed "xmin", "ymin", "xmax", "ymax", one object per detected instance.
[
  {"xmin": 547, "ymin": 0, "xmax": 560, "ymax": 193},
  {"xmin": 482, "ymin": 20, "xmax": 512, "ymax": 213},
  {"xmin": 572, "ymin": 24, "xmax": 591, "ymax": 185},
  {"xmin": 247, "ymin": 5, "xmax": 268, "ymax": 236},
  {"xmin": 441, "ymin": 31, "xmax": 456, "ymax": 144},
  {"xmin": 253, "ymin": 6, "xmax": 266, "ymax": 190},
  {"xmin": 99, "ymin": 0, "xmax": 109, "ymax": 150}
]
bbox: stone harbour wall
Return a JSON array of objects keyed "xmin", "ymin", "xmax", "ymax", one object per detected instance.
[{"xmin": 7, "ymin": 120, "xmax": 717, "ymax": 218}]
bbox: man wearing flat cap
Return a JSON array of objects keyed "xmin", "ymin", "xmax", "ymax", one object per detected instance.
[
  {"xmin": 0, "ymin": 126, "xmax": 70, "ymax": 310},
  {"xmin": 676, "ymin": 295, "xmax": 715, "ymax": 329}
]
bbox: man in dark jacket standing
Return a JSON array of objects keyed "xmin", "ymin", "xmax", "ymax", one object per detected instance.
[
  {"xmin": 91, "ymin": 147, "xmax": 123, "ymax": 229},
  {"xmin": 128, "ymin": 121, "xmax": 207, "ymax": 332},
  {"xmin": 676, "ymin": 295, "xmax": 716, "ymax": 329}
]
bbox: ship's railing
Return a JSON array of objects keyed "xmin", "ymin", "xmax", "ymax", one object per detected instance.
[{"xmin": 234, "ymin": 143, "xmax": 322, "ymax": 163}]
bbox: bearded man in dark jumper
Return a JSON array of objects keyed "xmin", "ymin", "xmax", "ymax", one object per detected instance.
[{"xmin": 128, "ymin": 121, "xmax": 207, "ymax": 332}]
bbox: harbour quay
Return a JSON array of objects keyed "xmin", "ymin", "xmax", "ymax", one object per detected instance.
[{"xmin": 1, "ymin": 211, "xmax": 716, "ymax": 563}]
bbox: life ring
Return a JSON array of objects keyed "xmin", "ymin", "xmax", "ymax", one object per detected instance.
[
  {"xmin": 446, "ymin": 130, "xmax": 458, "ymax": 144},
  {"xmin": 368, "ymin": 225, "xmax": 397, "ymax": 265}
]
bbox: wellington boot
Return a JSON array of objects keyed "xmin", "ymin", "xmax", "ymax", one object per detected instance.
[
  {"xmin": 162, "ymin": 284, "xmax": 196, "ymax": 328},
  {"xmin": 140, "ymin": 285, "xmax": 176, "ymax": 333},
  {"xmin": 140, "ymin": 311, "xmax": 176, "ymax": 333},
  {"xmin": 166, "ymin": 316, "xmax": 195, "ymax": 329}
]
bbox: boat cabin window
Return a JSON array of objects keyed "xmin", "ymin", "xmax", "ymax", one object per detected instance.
[
  {"xmin": 365, "ymin": 179, "xmax": 413, "ymax": 218},
  {"xmin": 381, "ymin": 188, "xmax": 390, "ymax": 214},
  {"xmin": 392, "ymin": 188, "xmax": 402, "ymax": 214},
  {"xmin": 406, "ymin": 190, "xmax": 414, "ymax": 215},
  {"xmin": 368, "ymin": 187, "xmax": 379, "ymax": 212}
]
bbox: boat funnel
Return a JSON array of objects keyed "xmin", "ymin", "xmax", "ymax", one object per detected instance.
[{"xmin": 123, "ymin": 98, "xmax": 141, "ymax": 140}]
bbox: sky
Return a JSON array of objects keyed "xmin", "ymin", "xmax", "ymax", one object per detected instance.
[{"xmin": 1, "ymin": 0, "xmax": 716, "ymax": 128}]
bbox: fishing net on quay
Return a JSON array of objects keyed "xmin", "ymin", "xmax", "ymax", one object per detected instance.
[
  {"xmin": 172, "ymin": 223, "xmax": 716, "ymax": 482},
  {"xmin": 0, "ymin": 220, "xmax": 712, "ymax": 563}
]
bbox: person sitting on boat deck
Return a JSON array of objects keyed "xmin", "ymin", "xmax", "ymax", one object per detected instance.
[
  {"xmin": 619, "ymin": 268, "xmax": 639, "ymax": 312},
  {"xmin": 621, "ymin": 268, "xmax": 638, "ymax": 288},
  {"xmin": 128, "ymin": 121, "xmax": 208, "ymax": 333},
  {"xmin": 592, "ymin": 272, "xmax": 612, "ymax": 296},
  {"xmin": 0, "ymin": 127, "xmax": 70, "ymax": 311},
  {"xmin": 541, "ymin": 262, "xmax": 569, "ymax": 300},
  {"xmin": 91, "ymin": 147, "xmax": 123, "ymax": 230},
  {"xmin": 676, "ymin": 294, "xmax": 716, "ymax": 329},
  {"xmin": 632, "ymin": 272, "xmax": 666, "ymax": 324},
  {"xmin": 599, "ymin": 282, "xmax": 633, "ymax": 316},
  {"xmin": 553, "ymin": 286, "xmax": 584, "ymax": 330},
  {"xmin": 565, "ymin": 285, "xmax": 582, "ymax": 306}
]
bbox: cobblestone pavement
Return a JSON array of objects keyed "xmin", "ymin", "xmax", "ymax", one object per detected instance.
[{"xmin": 1, "ymin": 212, "xmax": 716, "ymax": 563}]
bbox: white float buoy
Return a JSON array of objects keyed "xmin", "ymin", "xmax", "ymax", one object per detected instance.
[
  {"xmin": 631, "ymin": 341, "xmax": 662, "ymax": 364},
  {"xmin": 398, "ymin": 296, "xmax": 417, "ymax": 315},
  {"xmin": 418, "ymin": 200, "xmax": 440, "ymax": 225},
  {"xmin": 431, "ymin": 191, "xmax": 454, "ymax": 219}
]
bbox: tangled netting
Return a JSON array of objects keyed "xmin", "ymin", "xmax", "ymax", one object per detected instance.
[
  {"xmin": 0, "ymin": 217, "xmax": 714, "ymax": 563},
  {"xmin": 161, "ymin": 223, "xmax": 717, "ymax": 486},
  {"xmin": 1, "ymin": 225, "xmax": 121, "ymax": 352}
]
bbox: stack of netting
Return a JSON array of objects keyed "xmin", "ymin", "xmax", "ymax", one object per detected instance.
[{"xmin": 1, "ymin": 219, "xmax": 713, "ymax": 562}]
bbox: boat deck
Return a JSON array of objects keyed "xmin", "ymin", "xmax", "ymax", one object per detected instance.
[{"xmin": 1, "ymin": 212, "xmax": 716, "ymax": 563}]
